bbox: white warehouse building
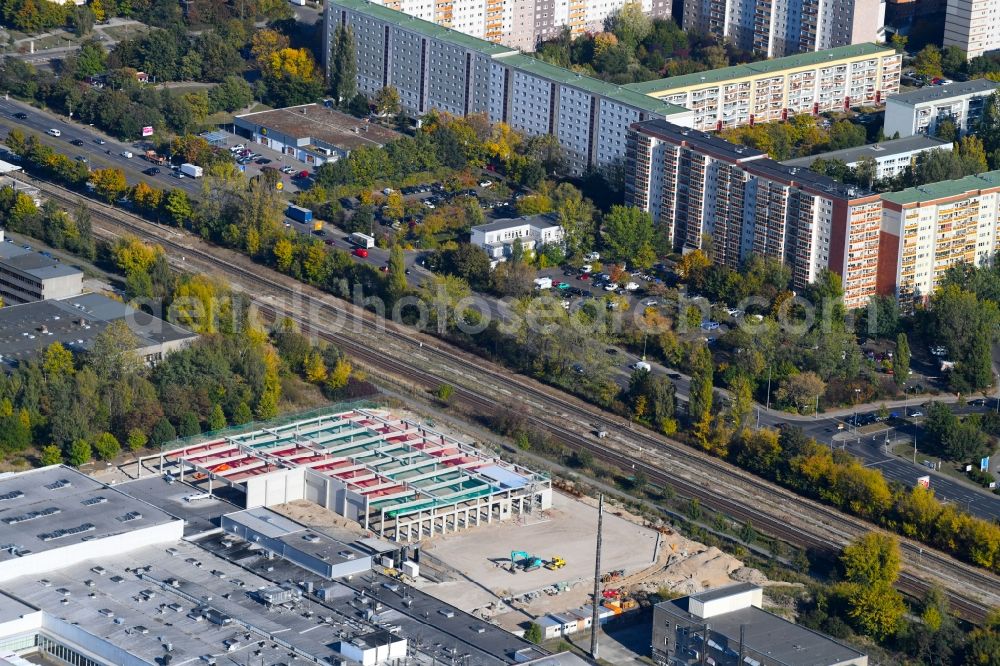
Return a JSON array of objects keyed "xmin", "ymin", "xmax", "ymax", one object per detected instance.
[
  {"xmin": 883, "ymin": 79, "xmax": 1000, "ymax": 139},
  {"xmin": 471, "ymin": 214, "xmax": 565, "ymax": 264},
  {"xmin": 324, "ymin": 0, "xmax": 694, "ymax": 174}
]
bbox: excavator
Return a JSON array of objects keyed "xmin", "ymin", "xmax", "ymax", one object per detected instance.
[{"xmin": 510, "ymin": 551, "xmax": 545, "ymax": 572}]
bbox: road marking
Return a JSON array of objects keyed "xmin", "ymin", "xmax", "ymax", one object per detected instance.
[{"xmin": 863, "ymin": 458, "xmax": 894, "ymax": 467}]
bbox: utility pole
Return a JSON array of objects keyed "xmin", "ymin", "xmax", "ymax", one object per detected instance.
[
  {"xmin": 765, "ymin": 366, "xmax": 772, "ymax": 412},
  {"xmin": 590, "ymin": 494, "xmax": 604, "ymax": 661}
]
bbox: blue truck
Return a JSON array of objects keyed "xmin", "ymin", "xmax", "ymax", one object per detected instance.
[{"xmin": 286, "ymin": 204, "xmax": 313, "ymax": 224}]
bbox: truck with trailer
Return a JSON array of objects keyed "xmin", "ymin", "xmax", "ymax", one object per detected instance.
[
  {"xmin": 350, "ymin": 232, "xmax": 375, "ymax": 249},
  {"xmin": 180, "ymin": 163, "xmax": 203, "ymax": 178},
  {"xmin": 286, "ymin": 204, "xmax": 313, "ymax": 224},
  {"xmin": 144, "ymin": 150, "xmax": 166, "ymax": 165}
]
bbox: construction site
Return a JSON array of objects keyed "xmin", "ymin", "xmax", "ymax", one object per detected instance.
[
  {"xmin": 151, "ymin": 407, "xmax": 764, "ymax": 656},
  {"xmin": 155, "ymin": 408, "xmax": 552, "ymax": 542}
]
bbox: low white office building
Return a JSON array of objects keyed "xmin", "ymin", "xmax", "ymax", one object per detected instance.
[
  {"xmin": 0, "ymin": 230, "xmax": 82, "ymax": 305},
  {"xmin": 883, "ymin": 79, "xmax": 1000, "ymax": 138},
  {"xmin": 470, "ymin": 214, "xmax": 565, "ymax": 265},
  {"xmin": 781, "ymin": 136, "xmax": 954, "ymax": 180}
]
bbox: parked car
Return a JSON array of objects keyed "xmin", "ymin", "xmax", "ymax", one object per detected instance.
[{"xmin": 701, "ymin": 321, "xmax": 720, "ymax": 330}]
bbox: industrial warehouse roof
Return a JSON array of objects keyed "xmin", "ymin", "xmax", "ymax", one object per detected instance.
[
  {"xmin": 781, "ymin": 135, "xmax": 953, "ymax": 168},
  {"xmin": 223, "ymin": 507, "xmax": 369, "ymax": 568},
  {"xmin": 0, "ymin": 466, "xmax": 179, "ymax": 566},
  {"xmin": 880, "ymin": 169, "xmax": 1000, "ymax": 205},
  {"xmin": 623, "ymin": 42, "xmax": 894, "ymax": 95},
  {"xmin": 0, "ymin": 292, "xmax": 197, "ymax": 367},
  {"xmin": 333, "ymin": 0, "xmax": 517, "ymax": 55},
  {"xmin": 659, "ymin": 595, "xmax": 867, "ymax": 666},
  {"xmin": 885, "ymin": 78, "xmax": 999, "ymax": 106},
  {"xmin": 235, "ymin": 103, "xmax": 400, "ymax": 150}
]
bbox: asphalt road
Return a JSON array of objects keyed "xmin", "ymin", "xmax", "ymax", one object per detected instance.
[{"xmin": 0, "ymin": 97, "xmax": 204, "ymax": 197}]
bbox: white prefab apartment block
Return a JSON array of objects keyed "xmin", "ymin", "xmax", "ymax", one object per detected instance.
[
  {"xmin": 470, "ymin": 214, "xmax": 565, "ymax": 263},
  {"xmin": 883, "ymin": 79, "xmax": 1000, "ymax": 138},
  {"xmin": 944, "ymin": 0, "xmax": 1000, "ymax": 59},
  {"xmin": 367, "ymin": 0, "xmax": 671, "ymax": 51},
  {"xmin": 683, "ymin": 0, "xmax": 886, "ymax": 57},
  {"xmin": 623, "ymin": 43, "xmax": 902, "ymax": 133},
  {"xmin": 878, "ymin": 170, "xmax": 1000, "ymax": 305},
  {"xmin": 325, "ymin": 0, "xmax": 694, "ymax": 174},
  {"xmin": 781, "ymin": 135, "xmax": 954, "ymax": 179}
]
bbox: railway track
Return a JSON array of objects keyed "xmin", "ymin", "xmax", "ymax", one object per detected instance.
[{"xmin": 33, "ymin": 180, "xmax": 1000, "ymax": 623}]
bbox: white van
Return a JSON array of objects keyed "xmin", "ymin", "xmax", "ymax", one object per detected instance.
[{"xmin": 46, "ymin": 128, "xmax": 61, "ymax": 137}]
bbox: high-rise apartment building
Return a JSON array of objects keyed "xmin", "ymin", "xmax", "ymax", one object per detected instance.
[
  {"xmin": 682, "ymin": 0, "xmax": 886, "ymax": 57},
  {"xmin": 944, "ymin": 0, "xmax": 1000, "ymax": 59},
  {"xmin": 325, "ymin": 0, "xmax": 695, "ymax": 174},
  {"xmin": 624, "ymin": 43, "xmax": 901, "ymax": 132},
  {"xmin": 626, "ymin": 119, "xmax": 884, "ymax": 307},
  {"xmin": 369, "ymin": 0, "xmax": 671, "ymax": 51},
  {"xmin": 878, "ymin": 170, "xmax": 1000, "ymax": 304}
]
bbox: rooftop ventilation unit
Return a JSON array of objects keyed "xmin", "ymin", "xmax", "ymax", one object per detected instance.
[
  {"xmin": 3, "ymin": 506, "xmax": 61, "ymax": 524},
  {"xmin": 82, "ymin": 496, "xmax": 108, "ymax": 506},
  {"xmin": 45, "ymin": 479, "xmax": 73, "ymax": 490},
  {"xmin": 0, "ymin": 490, "xmax": 25, "ymax": 501}
]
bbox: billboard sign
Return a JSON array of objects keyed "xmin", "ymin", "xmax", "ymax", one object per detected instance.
[
  {"xmin": 981, "ymin": 456, "xmax": 990, "ymax": 472},
  {"xmin": 142, "ymin": 126, "xmax": 154, "ymax": 137},
  {"xmin": 917, "ymin": 475, "xmax": 931, "ymax": 489}
]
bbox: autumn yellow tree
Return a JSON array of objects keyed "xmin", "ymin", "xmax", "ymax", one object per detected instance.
[
  {"xmin": 593, "ymin": 32, "xmax": 619, "ymax": 56},
  {"xmin": 273, "ymin": 237, "xmax": 294, "ymax": 272},
  {"xmin": 169, "ymin": 275, "xmax": 227, "ymax": 334},
  {"xmin": 265, "ymin": 48, "xmax": 321, "ymax": 85},
  {"xmin": 251, "ymin": 29, "xmax": 291, "ymax": 69},
  {"xmin": 326, "ymin": 357, "xmax": 352, "ymax": 391},
  {"xmin": 130, "ymin": 181, "xmax": 163, "ymax": 213},
  {"xmin": 112, "ymin": 236, "xmax": 161, "ymax": 277},
  {"xmin": 304, "ymin": 350, "xmax": 327, "ymax": 383},
  {"xmin": 91, "ymin": 168, "xmax": 128, "ymax": 203}
]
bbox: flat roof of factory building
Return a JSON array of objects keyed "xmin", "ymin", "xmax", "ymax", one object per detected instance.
[
  {"xmin": 0, "ymin": 466, "xmax": 180, "ymax": 566},
  {"xmin": 1, "ymin": 540, "xmax": 360, "ymax": 665},
  {"xmin": 223, "ymin": 507, "xmax": 369, "ymax": 567},
  {"xmin": 0, "ymin": 292, "xmax": 196, "ymax": 367},
  {"xmin": 659, "ymin": 594, "xmax": 867, "ymax": 666}
]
